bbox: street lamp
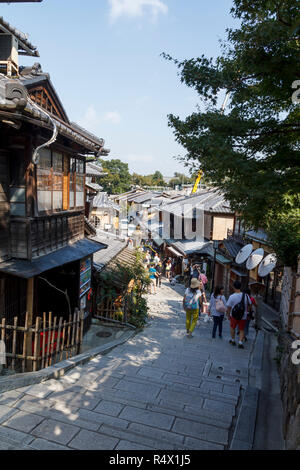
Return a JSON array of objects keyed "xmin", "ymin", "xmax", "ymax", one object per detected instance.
[{"xmin": 211, "ymin": 240, "xmax": 219, "ymax": 294}]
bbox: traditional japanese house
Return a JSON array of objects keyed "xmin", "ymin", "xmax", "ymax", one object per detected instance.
[{"xmin": 0, "ymin": 18, "xmax": 108, "ymax": 334}]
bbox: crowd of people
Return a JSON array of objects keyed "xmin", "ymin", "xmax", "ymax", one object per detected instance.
[
  {"xmin": 143, "ymin": 249, "xmax": 176, "ymax": 295},
  {"xmin": 183, "ymin": 278, "xmax": 257, "ymax": 348},
  {"xmin": 143, "ymin": 247, "xmax": 257, "ymax": 349}
]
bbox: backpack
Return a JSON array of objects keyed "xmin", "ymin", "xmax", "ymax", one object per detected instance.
[
  {"xmin": 215, "ymin": 296, "xmax": 226, "ymax": 314},
  {"xmin": 231, "ymin": 292, "xmax": 247, "ymax": 320},
  {"xmin": 185, "ymin": 289, "xmax": 199, "ymax": 310}
]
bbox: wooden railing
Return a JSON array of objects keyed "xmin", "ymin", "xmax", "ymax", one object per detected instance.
[
  {"xmin": 0, "ymin": 310, "xmax": 84, "ymax": 374},
  {"xmin": 95, "ymin": 297, "xmax": 129, "ymax": 325}
]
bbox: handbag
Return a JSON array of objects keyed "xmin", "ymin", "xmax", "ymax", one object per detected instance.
[{"xmin": 215, "ymin": 296, "xmax": 226, "ymax": 314}]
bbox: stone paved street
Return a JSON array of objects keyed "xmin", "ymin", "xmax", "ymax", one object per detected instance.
[{"xmin": 0, "ymin": 280, "xmax": 259, "ymax": 450}]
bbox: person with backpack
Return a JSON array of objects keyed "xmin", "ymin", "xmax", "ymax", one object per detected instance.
[
  {"xmin": 209, "ymin": 285, "xmax": 227, "ymax": 338},
  {"xmin": 182, "ymin": 278, "xmax": 203, "ymax": 338},
  {"xmin": 226, "ymin": 280, "xmax": 251, "ymax": 349},
  {"xmin": 243, "ymin": 288, "xmax": 257, "ymax": 341}
]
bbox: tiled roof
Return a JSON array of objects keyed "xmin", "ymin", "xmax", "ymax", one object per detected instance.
[
  {"xmin": 161, "ymin": 189, "xmax": 234, "ymax": 217},
  {"xmin": 166, "ymin": 238, "xmax": 212, "ymax": 255},
  {"xmin": 0, "ymin": 73, "xmax": 105, "ymax": 153},
  {"xmin": 223, "ymin": 239, "xmax": 243, "ymax": 258},
  {"xmin": 86, "ymin": 162, "xmax": 105, "ymax": 176},
  {"xmin": 0, "ymin": 16, "xmax": 39, "ymax": 57},
  {"xmin": 86, "ymin": 182, "xmax": 103, "ymax": 192},
  {"xmin": 92, "ymin": 192, "xmax": 120, "ymax": 211},
  {"xmin": 92, "ymin": 236, "xmax": 129, "ymax": 272}
]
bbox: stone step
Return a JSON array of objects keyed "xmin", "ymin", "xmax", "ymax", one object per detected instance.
[
  {"xmin": 0, "ymin": 425, "xmax": 34, "ymax": 450},
  {"xmin": 96, "ymin": 422, "xmax": 225, "ymax": 451}
]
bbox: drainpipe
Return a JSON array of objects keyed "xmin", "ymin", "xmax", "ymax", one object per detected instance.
[{"xmin": 29, "ymin": 97, "xmax": 58, "ymax": 164}]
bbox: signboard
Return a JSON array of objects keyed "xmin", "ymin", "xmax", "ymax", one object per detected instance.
[{"xmin": 80, "ymin": 257, "xmax": 91, "ymax": 297}]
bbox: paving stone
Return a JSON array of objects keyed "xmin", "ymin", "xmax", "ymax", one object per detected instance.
[
  {"xmin": 0, "ymin": 425, "xmax": 34, "ymax": 445},
  {"xmin": 115, "ymin": 440, "xmax": 152, "ymax": 450},
  {"xmin": 2, "ymin": 411, "xmax": 45, "ymax": 433},
  {"xmin": 0, "ymin": 390, "xmax": 25, "ymax": 407},
  {"xmin": 184, "ymin": 436, "xmax": 224, "ymax": 450},
  {"xmin": 68, "ymin": 429, "xmax": 118, "ymax": 450},
  {"xmin": 128, "ymin": 422, "xmax": 184, "ymax": 445},
  {"xmin": 77, "ymin": 408, "xmax": 129, "ymax": 429},
  {"xmin": 48, "ymin": 390, "xmax": 102, "ymax": 410},
  {"xmin": 25, "ymin": 383, "xmax": 55, "ymax": 399},
  {"xmin": 119, "ymin": 406, "xmax": 174, "ymax": 431},
  {"xmin": 163, "ymin": 373, "xmax": 201, "ymax": 387},
  {"xmin": 172, "ymin": 418, "xmax": 228, "ymax": 445},
  {"xmin": 203, "ymin": 398, "xmax": 236, "ymax": 416},
  {"xmin": 147, "ymin": 404, "xmax": 230, "ymax": 430},
  {"xmin": 0, "ymin": 404, "xmax": 19, "ymax": 424},
  {"xmin": 93, "ymin": 400, "xmax": 124, "ymax": 417},
  {"xmin": 200, "ymin": 381, "xmax": 223, "ymax": 393},
  {"xmin": 98, "ymin": 424, "xmax": 178, "ymax": 450},
  {"xmin": 114, "ymin": 388, "xmax": 159, "ymax": 404},
  {"xmin": 114, "ymin": 379, "xmax": 161, "ymax": 398},
  {"xmin": 137, "ymin": 367, "xmax": 164, "ymax": 380},
  {"xmin": 27, "ymin": 438, "xmax": 70, "ymax": 450},
  {"xmin": 158, "ymin": 388, "xmax": 201, "ymax": 406},
  {"xmin": 31, "ymin": 419, "xmax": 80, "ymax": 445}
]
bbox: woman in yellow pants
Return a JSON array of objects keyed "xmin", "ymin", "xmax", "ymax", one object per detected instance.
[{"xmin": 183, "ymin": 278, "xmax": 202, "ymax": 338}]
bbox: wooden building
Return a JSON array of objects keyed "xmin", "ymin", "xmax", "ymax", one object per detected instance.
[{"xmin": 0, "ymin": 19, "xmax": 108, "ymax": 336}]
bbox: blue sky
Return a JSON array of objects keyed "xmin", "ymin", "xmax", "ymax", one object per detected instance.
[{"xmin": 1, "ymin": 0, "xmax": 239, "ymax": 176}]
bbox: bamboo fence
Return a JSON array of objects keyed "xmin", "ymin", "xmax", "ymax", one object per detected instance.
[{"xmin": 0, "ymin": 309, "xmax": 84, "ymax": 373}]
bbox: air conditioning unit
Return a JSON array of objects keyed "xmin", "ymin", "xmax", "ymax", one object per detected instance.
[{"xmin": 0, "ymin": 34, "xmax": 19, "ymax": 67}]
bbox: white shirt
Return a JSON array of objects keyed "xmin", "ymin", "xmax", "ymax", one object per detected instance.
[{"xmin": 226, "ymin": 293, "xmax": 250, "ymax": 321}]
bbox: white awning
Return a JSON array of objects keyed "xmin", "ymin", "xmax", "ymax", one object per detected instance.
[{"xmin": 167, "ymin": 246, "xmax": 184, "ymax": 257}]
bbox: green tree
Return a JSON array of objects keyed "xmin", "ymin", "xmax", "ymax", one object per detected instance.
[
  {"xmin": 97, "ymin": 159, "xmax": 132, "ymax": 195},
  {"xmin": 152, "ymin": 171, "xmax": 165, "ymax": 186},
  {"xmin": 163, "ymin": 0, "xmax": 300, "ymax": 267}
]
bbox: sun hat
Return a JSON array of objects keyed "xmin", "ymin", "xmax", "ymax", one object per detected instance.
[{"xmin": 190, "ymin": 278, "xmax": 200, "ymax": 288}]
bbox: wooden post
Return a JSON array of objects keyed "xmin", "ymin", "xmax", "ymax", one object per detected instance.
[
  {"xmin": 79, "ymin": 310, "xmax": 84, "ymax": 354},
  {"xmin": 46, "ymin": 312, "xmax": 52, "ymax": 368},
  {"xmin": 71, "ymin": 312, "xmax": 76, "ymax": 357},
  {"xmin": 11, "ymin": 317, "xmax": 18, "ymax": 371},
  {"xmin": 26, "ymin": 277, "xmax": 34, "ymax": 371},
  {"xmin": 60, "ymin": 320, "xmax": 66, "ymax": 362},
  {"xmin": 41, "ymin": 312, "xmax": 46, "ymax": 369},
  {"xmin": 49, "ymin": 316, "xmax": 57, "ymax": 366},
  {"xmin": 66, "ymin": 314, "xmax": 71, "ymax": 359},
  {"xmin": 0, "ymin": 317, "xmax": 5, "ymax": 371},
  {"xmin": 33, "ymin": 317, "xmax": 41, "ymax": 372},
  {"xmin": 55, "ymin": 317, "xmax": 63, "ymax": 365},
  {"xmin": 22, "ymin": 312, "xmax": 29, "ymax": 373}
]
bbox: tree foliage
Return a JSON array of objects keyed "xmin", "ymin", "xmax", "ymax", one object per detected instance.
[
  {"xmin": 163, "ymin": 0, "xmax": 300, "ymax": 266},
  {"xmin": 97, "ymin": 159, "xmax": 132, "ymax": 194}
]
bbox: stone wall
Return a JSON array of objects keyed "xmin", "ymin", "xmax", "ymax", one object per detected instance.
[{"xmin": 278, "ymin": 332, "xmax": 300, "ymax": 450}]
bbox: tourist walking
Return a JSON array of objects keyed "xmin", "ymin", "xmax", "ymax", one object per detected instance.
[
  {"xmin": 165, "ymin": 259, "xmax": 172, "ymax": 279},
  {"xmin": 182, "ymin": 278, "xmax": 203, "ymax": 338},
  {"xmin": 209, "ymin": 285, "xmax": 227, "ymax": 338},
  {"xmin": 155, "ymin": 262, "xmax": 162, "ymax": 288},
  {"xmin": 226, "ymin": 281, "xmax": 251, "ymax": 349},
  {"xmin": 243, "ymin": 288, "xmax": 257, "ymax": 340},
  {"xmin": 154, "ymin": 253, "xmax": 160, "ymax": 265},
  {"xmin": 148, "ymin": 263, "xmax": 157, "ymax": 294}
]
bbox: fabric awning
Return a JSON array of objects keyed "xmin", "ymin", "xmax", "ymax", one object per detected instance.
[
  {"xmin": 0, "ymin": 238, "xmax": 107, "ymax": 279},
  {"xmin": 167, "ymin": 246, "xmax": 184, "ymax": 257}
]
